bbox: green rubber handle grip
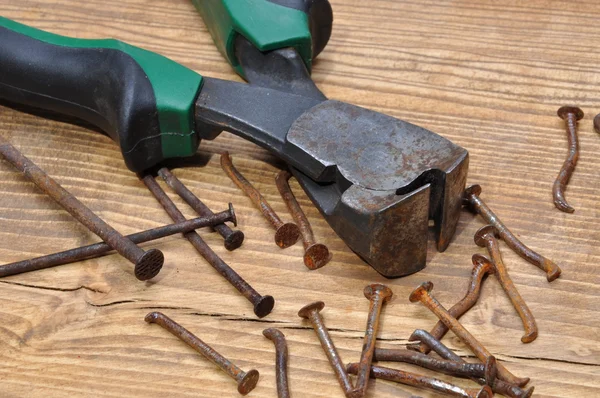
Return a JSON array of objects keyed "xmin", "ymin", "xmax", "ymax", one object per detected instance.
[
  {"xmin": 0, "ymin": 17, "xmax": 203, "ymax": 172},
  {"xmin": 193, "ymin": 0, "xmax": 333, "ymax": 77}
]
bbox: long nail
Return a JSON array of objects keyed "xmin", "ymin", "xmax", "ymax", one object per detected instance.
[
  {"xmin": 145, "ymin": 312, "xmax": 259, "ymax": 395},
  {"xmin": 553, "ymin": 106, "xmax": 582, "ymax": 213},
  {"xmin": 263, "ymin": 328, "xmax": 290, "ymax": 398},
  {"xmin": 475, "ymin": 226, "xmax": 538, "ymax": 343},
  {"xmin": 0, "ymin": 208, "xmax": 235, "ymax": 278},
  {"xmin": 158, "ymin": 167, "xmax": 244, "ymax": 251},
  {"xmin": 355, "ymin": 284, "xmax": 393, "ymax": 396},
  {"xmin": 411, "ymin": 256, "xmax": 495, "ymax": 354},
  {"xmin": 373, "ymin": 348, "xmax": 488, "ymax": 380},
  {"xmin": 463, "ymin": 184, "xmax": 561, "ymax": 282},
  {"xmin": 346, "ymin": 363, "xmax": 493, "ymax": 398},
  {"xmin": 298, "ymin": 302, "xmax": 358, "ymax": 398},
  {"xmin": 410, "ymin": 330, "xmax": 534, "ymax": 398},
  {"xmin": 409, "ymin": 281, "xmax": 530, "ymax": 387},
  {"xmin": 220, "ymin": 152, "xmax": 300, "ymax": 248},
  {"xmin": 0, "ymin": 137, "xmax": 163, "ymax": 281},
  {"xmin": 275, "ymin": 170, "xmax": 330, "ymax": 269},
  {"xmin": 142, "ymin": 175, "xmax": 274, "ymax": 318}
]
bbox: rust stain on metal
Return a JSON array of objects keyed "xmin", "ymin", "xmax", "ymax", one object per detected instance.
[
  {"xmin": 553, "ymin": 106, "xmax": 583, "ymax": 213},
  {"xmin": 475, "ymin": 226, "xmax": 538, "ymax": 343},
  {"xmin": 0, "ymin": 207, "xmax": 236, "ymax": 278},
  {"xmin": 298, "ymin": 302, "xmax": 359, "ymax": 398},
  {"xmin": 355, "ymin": 284, "xmax": 393, "ymax": 397},
  {"xmin": 0, "ymin": 137, "xmax": 163, "ymax": 281},
  {"xmin": 145, "ymin": 312, "xmax": 259, "ymax": 395},
  {"xmin": 263, "ymin": 328, "xmax": 290, "ymax": 398},
  {"xmin": 409, "ymin": 281, "xmax": 530, "ymax": 387},
  {"xmin": 275, "ymin": 170, "xmax": 330, "ymax": 269},
  {"xmin": 346, "ymin": 363, "xmax": 494, "ymax": 398},
  {"xmin": 409, "ymin": 330, "xmax": 533, "ymax": 398},
  {"xmin": 411, "ymin": 254, "xmax": 495, "ymax": 354},
  {"xmin": 158, "ymin": 167, "xmax": 244, "ymax": 251},
  {"xmin": 220, "ymin": 152, "xmax": 300, "ymax": 248},
  {"xmin": 463, "ymin": 184, "xmax": 561, "ymax": 281},
  {"xmin": 142, "ymin": 175, "xmax": 274, "ymax": 318}
]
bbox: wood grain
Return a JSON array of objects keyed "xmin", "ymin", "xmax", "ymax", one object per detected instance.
[{"xmin": 0, "ymin": 0, "xmax": 598, "ymax": 397}]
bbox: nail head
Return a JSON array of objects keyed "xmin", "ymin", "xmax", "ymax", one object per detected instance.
[
  {"xmin": 557, "ymin": 106, "xmax": 584, "ymax": 120},
  {"xmin": 224, "ymin": 230, "xmax": 245, "ymax": 251},
  {"xmin": 274, "ymin": 222, "xmax": 301, "ymax": 248},
  {"xmin": 364, "ymin": 283, "xmax": 394, "ymax": 302},
  {"xmin": 298, "ymin": 301, "xmax": 325, "ymax": 318},
  {"xmin": 409, "ymin": 281, "xmax": 433, "ymax": 303},
  {"xmin": 237, "ymin": 369, "xmax": 260, "ymax": 395},
  {"xmin": 474, "ymin": 225, "xmax": 499, "ymax": 247},
  {"xmin": 253, "ymin": 295, "xmax": 275, "ymax": 318},
  {"xmin": 134, "ymin": 249, "xmax": 164, "ymax": 281}
]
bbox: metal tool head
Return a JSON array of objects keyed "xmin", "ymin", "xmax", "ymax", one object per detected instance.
[{"xmin": 197, "ymin": 38, "xmax": 469, "ymax": 278}]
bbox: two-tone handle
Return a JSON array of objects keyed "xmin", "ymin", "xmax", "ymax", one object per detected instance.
[
  {"xmin": 193, "ymin": 0, "xmax": 333, "ymax": 77},
  {"xmin": 0, "ymin": 17, "xmax": 203, "ymax": 172}
]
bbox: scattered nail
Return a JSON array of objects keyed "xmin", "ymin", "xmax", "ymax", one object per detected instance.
[
  {"xmin": 263, "ymin": 328, "xmax": 290, "ymax": 398},
  {"xmin": 553, "ymin": 106, "xmax": 582, "ymax": 213}
]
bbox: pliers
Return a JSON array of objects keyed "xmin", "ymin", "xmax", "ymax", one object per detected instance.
[{"xmin": 0, "ymin": 0, "xmax": 469, "ymax": 277}]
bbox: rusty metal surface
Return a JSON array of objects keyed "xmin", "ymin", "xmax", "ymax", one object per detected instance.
[
  {"xmin": 141, "ymin": 174, "xmax": 274, "ymax": 318},
  {"xmin": 346, "ymin": 363, "xmax": 493, "ymax": 398},
  {"xmin": 553, "ymin": 106, "xmax": 583, "ymax": 213},
  {"xmin": 463, "ymin": 184, "xmax": 561, "ymax": 281},
  {"xmin": 411, "ymin": 253, "xmax": 495, "ymax": 354},
  {"xmin": 355, "ymin": 284, "xmax": 393, "ymax": 396},
  {"xmin": 0, "ymin": 207, "xmax": 235, "ymax": 278},
  {"xmin": 0, "ymin": 137, "xmax": 164, "ymax": 281},
  {"xmin": 410, "ymin": 330, "xmax": 533, "ymax": 398},
  {"xmin": 475, "ymin": 226, "xmax": 538, "ymax": 344},
  {"xmin": 145, "ymin": 312, "xmax": 259, "ymax": 396},
  {"xmin": 298, "ymin": 302, "xmax": 359, "ymax": 398},
  {"xmin": 158, "ymin": 167, "xmax": 244, "ymax": 251},
  {"xmin": 285, "ymin": 100, "xmax": 469, "ymax": 278},
  {"xmin": 409, "ymin": 281, "xmax": 530, "ymax": 387},
  {"xmin": 263, "ymin": 328, "xmax": 290, "ymax": 398},
  {"xmin": 220, "ymin": 152, "xmax": 300, "ymax": 248},
  {"xmin": 373, "ymin": 348, "xmax": 488, "ymax": 380},
  {"xmin": 275, "ymin": 170, "xmax": 330, "ymax": 270}
]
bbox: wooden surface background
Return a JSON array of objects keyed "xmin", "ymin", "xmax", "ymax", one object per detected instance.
[{"xmin": 0, "ymin": 1, "xmax": 598, "ymax": 397}]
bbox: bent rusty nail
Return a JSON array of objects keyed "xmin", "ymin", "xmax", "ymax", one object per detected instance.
[
  {"xmin": 0, "ymin": 137, "xmax": 163, "ymax": 281},
  {"xmin": 410, "ymin": 256, "xmax": 495, "ymax": 354},
  {"xmin": 409, "ymin": 330, "xmax": 532, "ymax": 398},
  {"xmin": 220, "ymin": 152, "xmax": 300, "ymax": 248},
  {"xmin": 355, "ymin": 284, "xmax": 393, "ymax": 396},
  {"xmin": 373, "ymin": 348, "xmax": 488, "ymax": 380},
  {"xmin": 145, "ymin": 312, "xmax": 259, "ymax": 395},
  {"xmin": 275, "ymin": 170, "xmax": 330, "ymax": 269},
  {"xmin": 594, "ymin": 113, "xmax": 600, "ymax": 135},
  {"xmin": 298, "ymin": 302, "xmax": 359, "ymax": 398},
  {"xmin": 475, "ymin": 227, "xmax": 538, "ymax": 343},
  {"xmin": 553, "ymin": 106, "xmax": 583, "ymax": 213},
  {"xmin": 463, "ymin": 184, "xmax": 561, "ymax": 282},
  {"xmin": 0, "ymin": 207, "xmax": 235, "ymax": 278},
  {"xmin": 263, "ymin": 328, "xmax": 290, "ymax": 398},
  {"xmin": 409, "ymin": 281, "xmax": 530, "ymax": 387},
  {"xmin": 346, "ymin": 363, "xmax": 493, "ymax": 398},
  {"xmin": 158, "ymin": 167, "xmax": 244, "ymax": 251},
  {"xmin": 142, "ymin": 175, "xmax": 274, "ymax": 318}
]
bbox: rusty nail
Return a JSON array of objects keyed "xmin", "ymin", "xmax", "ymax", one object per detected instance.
[
  {"xmin": 463, "ymin": 184, "xmax": 562, "ymax": 282},
  {"xmin": 355, "ymin": 284, "xmax": 393, "ymax": 396},
  {"xmin": 593, "ymin": 113, "xmax": 600, "ymax": 135},
  {"xmin": 410, "ymin": 330, "xmax": 534, "ymax": 398},
  {"xmin": 475, "ymin": 226, "xmax": 538, "ymax": 343},
  {"xmin": 553, "ymin": 106, "xmax": 583, "ymax": 213},
  {"xmin": 410, "ymin": 255, "xmax": 495, "ymax": 354},
  {"xmin": 373, "ymin": 348, "xmax": 492, "ymax": 381},
  {"xmin": 145, "ymin": 312, "xmax": 259, "ymax": 395},
  {"xmin": 298, "ymin": 302, "xmax": 359, "ymax": 398},
  {"xmin": 142, "ymin": 175, "xmax": 274, "ymax": 318},
  {"xmin": 220, "ymin": 152, "xmax": 300, "ymax": 248},
  {"xmin": 275, "ymin": 170, "xmax": 330, "ymax": 269},
  {"xmin": 158, "ymin": 167, "xmax": 244, "ymax": 251},
  {"xmin": 346, "ymin": 363, "xmax": 493, "ymax": 398},
  {"xmin": 409, "ymin": 281, "xmax": 530, "ymax": 387},
  {"xmin": 0, "ymin": 137, "xmax": 163, "ymax": 281},
  {"xmin": 0, "ymin": 207, "xmax": 236, "ymax": 278},
  {"xmin": 263, "ymin": 328, "xmax": 290, "ymax": 398}
]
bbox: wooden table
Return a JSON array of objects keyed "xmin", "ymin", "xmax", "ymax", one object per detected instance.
[{"xmin": 0, "ymin": 1, "xmax": 598, "ymax": 397}]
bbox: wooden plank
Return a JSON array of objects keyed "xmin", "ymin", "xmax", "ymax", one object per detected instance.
[{"xmin": 0, "ymin": 0, "xmax": 598, "ymax": 396}]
